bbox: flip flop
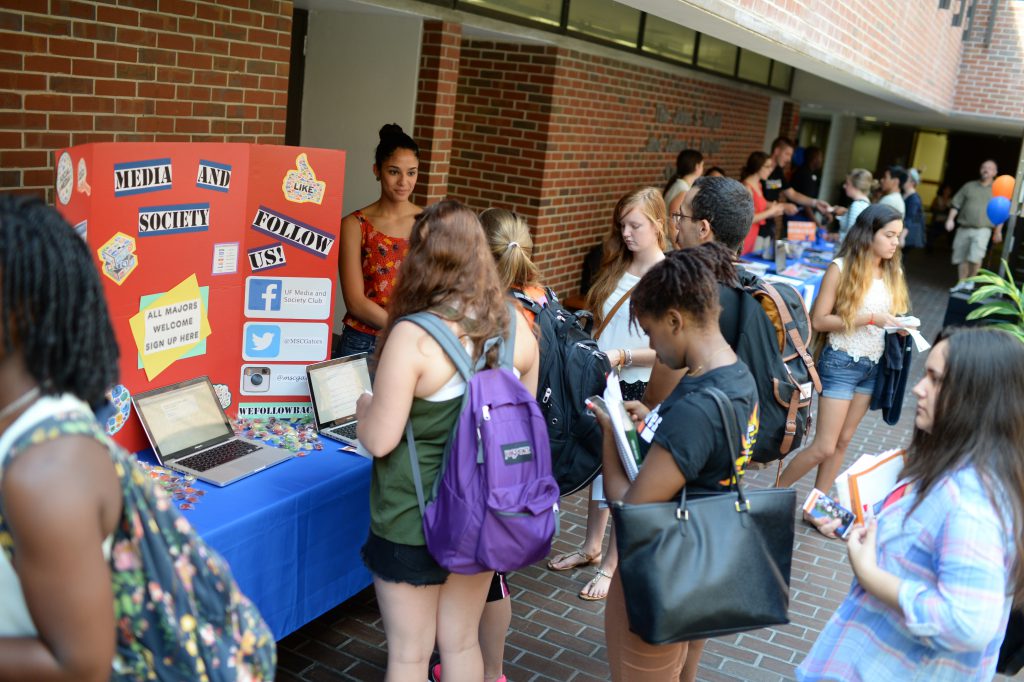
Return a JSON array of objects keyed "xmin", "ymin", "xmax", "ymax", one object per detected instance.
[
  {"xmin": 579, "ymin": 568, "xmax": 612, "ymax": 601},
  {"xmin": 546, "ymin": 549, "xmax": 599, "ymax": 572}
]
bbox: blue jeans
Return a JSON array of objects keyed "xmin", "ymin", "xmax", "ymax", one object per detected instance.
[
  {"xmin": 333, "ymin": 324, "xmax": 377, "ymax": 359},
  {"xmin": 819, "ymin": 346, "xmax": 879, "ymax": 400}
]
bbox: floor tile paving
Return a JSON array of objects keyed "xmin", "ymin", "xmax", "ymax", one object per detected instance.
[{"xmin": 278, "ymin": 247, "xmax": 1018, "ymax": 680}]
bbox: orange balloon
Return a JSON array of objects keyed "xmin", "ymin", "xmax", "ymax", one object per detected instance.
[{"xmin": 993, "ymin": 174, "xmax": 1015, "ymax": 199}]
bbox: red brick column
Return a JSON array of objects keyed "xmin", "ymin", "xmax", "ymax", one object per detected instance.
[
  {"xmin": 412, "ymin": 20, "xmax": 462, "ymax": 206},
  {"xmin": 779, "ymin": 100, "xmax": 800, "ymax": 141}
]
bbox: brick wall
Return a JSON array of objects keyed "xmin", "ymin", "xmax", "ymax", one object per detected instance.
[
  {"xmin": 412, "ymin": 20, "xmax": 461, "ymax": 207},
  {"xmin": 536, "ymin": 49, "xmax": 771, "ymax": 294},
  {"xmin": 447, "ymin": 41, "xmax": 558, "ymax": 222},
  {"xmin": 446, "ymin": 40, "xmax": 772, "ymax": 296},
  {"xmin": 779, "ymin": 100, "xmax": 799, "ymax": 141},
  {"xmin": 0, "ymin": 0, "xmax": 293, "ymax": 200},
  {"xmin": 695, "ymin": 0, "xmax": 964, "ymax": 112},
  {"xmin": 954, "ymin": 0, "xmax": 1024, "ymax": 120}
]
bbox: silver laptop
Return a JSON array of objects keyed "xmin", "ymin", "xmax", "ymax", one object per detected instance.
[
  {"xmin": 306, "ymin": 353, "xmax": 372, "ymax": 446},
  {"xmin": 132, "ymin": 376, "xmax": 294, "ymax": 487}
]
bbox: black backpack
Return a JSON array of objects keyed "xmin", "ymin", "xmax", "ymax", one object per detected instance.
[
  {"xmin": 732, "ymin": 269, "xmax": 822, "ymax": 465},
  {"xmin": 512, "ymin": 288, "xmax": 611, "ymax": 496}
]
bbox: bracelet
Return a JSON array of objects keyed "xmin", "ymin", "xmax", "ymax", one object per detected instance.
[
  {"xmin": 624, "ymin": 348, "xmax": 633, "ymax": 367},
  {"xmin": 616, "ymin": 349, "xmax": 625, "ymax": 372}
]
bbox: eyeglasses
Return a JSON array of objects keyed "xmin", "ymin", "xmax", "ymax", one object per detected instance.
[{"xmin": 670, "ymin": 212, "xmax": 696, "ymax": 224}]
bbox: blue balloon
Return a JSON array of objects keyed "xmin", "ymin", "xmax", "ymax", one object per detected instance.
[{"xmin": 987, "ymin": 196, "xmax": 1011, "ymax": 225}]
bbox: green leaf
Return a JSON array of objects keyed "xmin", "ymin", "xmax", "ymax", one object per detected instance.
[
  {"xmin": 966, "ymin": 301, "xmax": 1020, "ymax": 320},
  {"xmin": 967, "ymin": 270, "xmax": 1007, "ymax": 287},
  {"xmin": 967, "ymin": 284, "xmax": 1013, "ymax": 303},
  {"xmin": 1001, "ymin": 259, "xmax": 1017, "ymax": 290},
  {"xmin": 987, "ymin": 321, "xmax": 1024, "ymax": 340}
]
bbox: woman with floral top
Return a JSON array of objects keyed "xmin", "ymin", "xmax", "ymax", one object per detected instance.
[
  {"xmin": 337, "ymin": 123, "xmax": 423, "ymax": 358},
  {"xmin": 0, "ymin": 195, "xmax": 274, "ymax": 681}
]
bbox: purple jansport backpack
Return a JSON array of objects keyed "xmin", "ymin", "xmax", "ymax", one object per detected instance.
[{"xmin": 403, "ymin": 306, "xmax": 559, "ymax": 574}]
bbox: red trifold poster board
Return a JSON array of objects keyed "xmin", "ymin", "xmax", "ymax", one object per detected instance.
[{"xmin": 54, "ymin": 142, "xmax": 346, "ymax": 452}]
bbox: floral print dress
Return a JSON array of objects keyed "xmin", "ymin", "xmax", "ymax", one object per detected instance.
[
  {"xmin": 341, "ymin": 209, "xmax": 410, "ymax": 336},
  {"xmin": 0, "ymin": 400, "xmax": 276, "ymax": 681}
]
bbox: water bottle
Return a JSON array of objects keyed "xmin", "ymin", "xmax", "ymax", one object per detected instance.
[{"xmin": 775, "ymin": 240, "xmax": 787, "ymax": 273}]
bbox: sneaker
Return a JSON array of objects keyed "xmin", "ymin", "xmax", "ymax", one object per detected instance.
[{"xmin": 950, "ymin": 281, "xmax": 967, "ymax": 293}]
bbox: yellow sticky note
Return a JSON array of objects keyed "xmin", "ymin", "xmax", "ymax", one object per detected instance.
[{"xmin": 129, "ymin": 274, "xmax": 212, "ymax": 380}]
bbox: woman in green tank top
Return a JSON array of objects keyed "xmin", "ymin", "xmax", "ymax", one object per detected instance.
[{"xmin": 355, "ymin": 200, "xmax": 539, "ymax": 682}]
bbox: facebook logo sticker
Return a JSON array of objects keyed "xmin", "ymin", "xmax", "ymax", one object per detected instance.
[
  {"xmin": 248, "ymin": 278, "xmax": 281, "ymax": 312},
  {"xmin": 244, "ymin": 324, "xmax": 280, "ymax": 358}
]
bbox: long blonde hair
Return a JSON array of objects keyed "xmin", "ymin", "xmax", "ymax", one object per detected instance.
[
  {"xmin": 480, "ymin": 208, "xmax": 540, "ymax": 291},
  {"xmin": 586, "ymin": 187, "xmax": 667, "ymax": 328},
  {"xmin": 834, "ymin": 203, "xmax": 909, "ymax": 330}
]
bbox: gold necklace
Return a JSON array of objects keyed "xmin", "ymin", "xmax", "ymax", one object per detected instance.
[{"xmin": 686, "ymin": 345, "xmax": 732, "ymax": 377}]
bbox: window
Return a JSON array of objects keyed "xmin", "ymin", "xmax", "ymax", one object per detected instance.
[
  {"xmin": 737, "ymin": 49, "xmax": 771, "ymax": 84},
  {"xmin": 460, "ymin": 0, "xmax": 562, "ymax": 27},
  {"xmin": 568, "ymin": 0, "xmax": 641, "ymax": 46},
  {"xmin": 451, "ymin": 1, "xmax": 792, "ymax": 93},
  {"xmin": 641, "ymin": 14, "xmax": 696, "ymax": 63},
  {"xmin": 770, "ymin": 62, "xmax": 793, "ymax": 90},
  {"xmin": 696, "ymin": 34, "xmax": 737, "ymax": 75}
]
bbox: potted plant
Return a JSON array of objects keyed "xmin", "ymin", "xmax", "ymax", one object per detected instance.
[{"xmin": 965, "ymin": 260, "xmax": 1024, "ymax": 343}]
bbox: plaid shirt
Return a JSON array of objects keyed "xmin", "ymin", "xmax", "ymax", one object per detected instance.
[{"xmin": 797, "ymin": 465, "xmax": 1014, "ymax": 681}]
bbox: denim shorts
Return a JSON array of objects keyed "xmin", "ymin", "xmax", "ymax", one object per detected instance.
[
  {"xmin": 819, "ymin": 346, "xmax": 879, "ymax": 400},
  {"xmin": 361, "ymin": 531, "xmax": 449, "ymax": 586},
  {"xmin": 333, "ymin": 324, "xmax": 377, "ymax": 359}
]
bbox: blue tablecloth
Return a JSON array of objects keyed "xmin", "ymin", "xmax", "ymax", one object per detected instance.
[
  {"xmin": 740, "ymin": 254, "xmax": 828, "ymax": 308},
  {"xmin": 139, "ymin": 447, "xmax": 373, "ymax": 639}
]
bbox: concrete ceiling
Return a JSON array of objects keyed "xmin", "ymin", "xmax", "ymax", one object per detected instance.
[
  {"xmin": 296, "ymin": 0, "xmax": 1022, "ymax": 137},
  {"xmin": 622, "ymin": 0, "xmax": 1023, "ymax": 137},
  {"xmin": 794, "ymin": 71, "xmax": 1023, "ymax": 137}
]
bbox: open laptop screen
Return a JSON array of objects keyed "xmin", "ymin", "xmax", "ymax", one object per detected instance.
[
  {"xmin": 308, "ymin": 355, "xmax": 371, "ymax": 427},
  {"xmin": 134, "ymin": 378, "xmax": 233, "ymax": 459}
]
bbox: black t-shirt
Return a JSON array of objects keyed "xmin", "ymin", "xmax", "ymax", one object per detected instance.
[
  {"xmin": 717, "ymin": 284, "xmax": 741, "ymax": 348},
  {"xmin": 636, "ymin": 362, "xmax": 758, "ymax": 495},
  {"xmin": 762, "ymin": 166, "xmax": 789, "ymax": 202},
  {"xmin": 790, "ymin": 165, "xmax": 820, "ymax": 199}
]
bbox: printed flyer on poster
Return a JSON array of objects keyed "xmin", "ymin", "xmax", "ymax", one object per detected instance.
[{"xmin": 55, "ymin": 142, "xmax": 346, "ymax": 451}]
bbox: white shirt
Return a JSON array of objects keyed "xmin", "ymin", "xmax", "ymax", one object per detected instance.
[
  {"xmin": 0, "ymin": 394, "xmax": 112, "ymax": 636},
  {"xmin": 596, "ymin": 271, "xmax": 652, "ymax": 384},
  {"xmin": 664, "ymin": 178, "xmax": 690, "ymax": 207},
  {"xmin": 827, "ymin": 257, "xmax": 892, "ymax": 363}
]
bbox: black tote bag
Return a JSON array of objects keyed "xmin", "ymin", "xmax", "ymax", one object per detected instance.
[{"xmin": 610, "ymin": 386, "xmax": 796, "ymax": 645}]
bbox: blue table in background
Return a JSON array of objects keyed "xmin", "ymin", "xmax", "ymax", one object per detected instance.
[
  {"xmin": 740, "ymin": 250, "xmax": 831, "ymax": 308},
  {"xmin": 141, "ymin": 447, "xmax": 373, "ymax": 639}
]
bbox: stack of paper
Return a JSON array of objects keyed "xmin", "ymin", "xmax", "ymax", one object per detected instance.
[
  {"xmin": 883, "ymin": 315, "xmax": 931, "ymax": 352},
  {"xmin": 604, "ymin": 372, "xmax": 643, "ymax": 481},
  {"xmin": 835, "ymin": 448, "xmax": 906, "ymax": 523}
]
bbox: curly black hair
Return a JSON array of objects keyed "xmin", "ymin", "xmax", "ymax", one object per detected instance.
[
  {"xmin": 630, "ymin": 241, "xmax": 738, "ymax": 327},
  {"xmin": 0, "ymin": 193, "xmax": 119, "ymax": 406}
]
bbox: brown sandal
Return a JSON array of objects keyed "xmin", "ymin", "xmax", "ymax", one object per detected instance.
[
  {"xmin": 579, "ymin": 568, "xmax": 612, "ymax": 601},
  {"xmin": 546, "ymin": 549, "xmax": 600, "ymax": 572}
]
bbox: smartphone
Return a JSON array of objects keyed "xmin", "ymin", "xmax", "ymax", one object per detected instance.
[
  {"xmin": 802, "ymin": 488, "xmax": 856, "ymax": 539},
  {"xmin": 585, "ymin": 395, "xmax": 608, "ymax": 415}
]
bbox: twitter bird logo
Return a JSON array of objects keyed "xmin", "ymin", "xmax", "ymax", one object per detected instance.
[
  {"xmin": 251, "ymin": 332, "xmax": 275, "ymax": 351},
  {"xmin": 245, "ymin": 324, "xmax": 280, "ymax": 358}
]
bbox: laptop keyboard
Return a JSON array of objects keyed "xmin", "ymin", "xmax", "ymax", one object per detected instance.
[
  {"xmin": 176, "ymin": 440, "xmax": 260, "ymax": 472},
  {"xmin": 326, "ymin": 422, "xmax": 358, "ymax": 440}
]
